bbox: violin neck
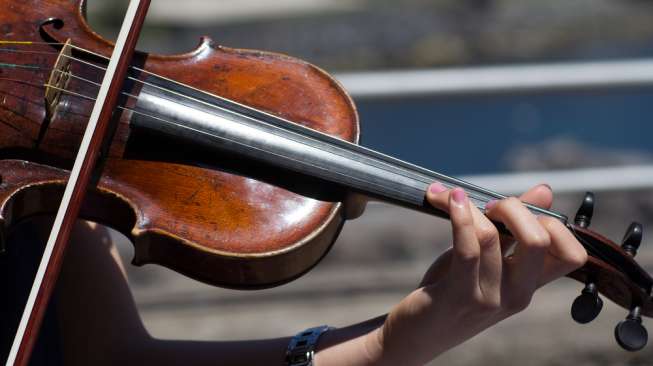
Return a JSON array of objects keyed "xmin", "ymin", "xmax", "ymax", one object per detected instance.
[{"xmin": 130, "ymin": 76, "xmax": 565, "ymax": 222}]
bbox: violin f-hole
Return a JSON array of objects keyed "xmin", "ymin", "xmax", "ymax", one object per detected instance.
[{"xmin": 38, "ymin": 17, "xmax": 64, "ymax": 46}]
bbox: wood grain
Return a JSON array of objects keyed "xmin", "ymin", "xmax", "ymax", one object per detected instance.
[{"xmin": 0, "ymin": 0, "xmax": 359, "ymax": 289}]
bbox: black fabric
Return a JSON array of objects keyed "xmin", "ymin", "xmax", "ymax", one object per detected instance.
[{"xmin": 0, "ymin": 218, "xmax": 63, "ymax": 365}]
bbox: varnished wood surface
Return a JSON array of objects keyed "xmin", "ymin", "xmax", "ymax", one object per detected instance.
[{"xmin": 0, "ymin": 0, "xmax": 360, "ymax": 287}]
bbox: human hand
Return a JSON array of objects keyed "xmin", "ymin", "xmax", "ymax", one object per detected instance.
[{"xmin": 366, "ymin": 184, "xmax": 587, "ymax": 366}]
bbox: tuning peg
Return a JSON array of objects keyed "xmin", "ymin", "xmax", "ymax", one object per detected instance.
[
  {"xmin": 622, "ymin": 222, "xmax": 643, "ymax": 257},
  {"xmin": 571, "ymin": 282, "xmax": 603, "ymax": 324},
  {"xmin": 615, "ymin": 306, "xmax": 648, "ymax": 351},
  {"xmin": 574, "ymin": 192, "xmax": 595, "ymax": 228}
]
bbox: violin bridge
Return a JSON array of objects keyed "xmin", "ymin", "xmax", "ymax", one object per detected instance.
[{"xmin": 44, "ymin": 39, "xmax": 73, "ymax": 118}]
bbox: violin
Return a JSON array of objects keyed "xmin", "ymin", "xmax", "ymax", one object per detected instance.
[{"xmin": 0, "ymin": 0, "xmax": 651, "ymax": 363}]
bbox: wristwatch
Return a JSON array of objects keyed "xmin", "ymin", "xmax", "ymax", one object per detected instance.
[{"xmin": 285, "ymin": 325, "xmax": 333, "ymax": 366}]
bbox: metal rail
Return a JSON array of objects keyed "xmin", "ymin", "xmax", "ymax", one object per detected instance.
[
  {"xmin": 334, "ymin": 59, "xmax": 653, "ymax": 193},
  {"xmin": 459, "ymin": 165, "xmax": 653, "ymax": 195},
  {"xmin": 335, "ymin": 59, "xmax": 653, "ymax": 98}
]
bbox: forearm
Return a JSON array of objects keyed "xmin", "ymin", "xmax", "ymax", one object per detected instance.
[
  {"xmin": 56, "ymin": 220, "xmax": 388, "ymax": 366},
  {"xmin": 139, "ymin": 313, "xmax": 390, "ymax": 366},
  {"xmin": 137, "ymin": 315, "xmax": 386, "ymax": 366}
]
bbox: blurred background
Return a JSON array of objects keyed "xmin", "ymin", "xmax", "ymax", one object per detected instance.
[{"xmin": 87, "ymin": 1, "xmax": 653, "ymax": 365}]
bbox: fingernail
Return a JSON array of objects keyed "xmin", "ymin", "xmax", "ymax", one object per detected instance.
[
  {"xmin": 540, "ymin": 183, "xmax": 552, "ymax": 192},
  {"xmin": 451, "ymin": 188, "xmax": 466, "ymax": 205},
  {"xmin": 429, "ymin": 182, "xmax": 447, "ymax": 194},
  {"xmin": 485, "ymin": 199, "xmax": 497, "ymax": 210}
]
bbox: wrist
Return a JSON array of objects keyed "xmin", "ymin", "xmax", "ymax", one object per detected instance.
[
  {"xmin": 376, "ymin": 288, "xmax": 450, "ymax": 366},
  {"xmin": 312, "ymin": 316, "xmax": 387, "ymax": 366},
  {"xmin": 361, "ymin": 326, "xmax": 385, "ymax": 365}
]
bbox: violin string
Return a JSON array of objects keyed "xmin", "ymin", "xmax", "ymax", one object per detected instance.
[
  {"xmin": 1, "ymin": 41, "xmax": 564, "ymax": 217},
  {"xmin": 0, "ymin": 62, "xmax": 46, "ymax": 71},
  {"xmin": 0, "ymin": 41, "xmax": 67, "ymax": 46},
  {"xmin": 0, "ymin": 57, "xmax": 500, "ymax": 206},
  {"xmin": 0, "ymin": 77, "xmax": 50, "ymax": 89},
  {"xmin": 1, "ymin": 46, "xmax": 468, "ymax": 189},
  {"xmin": 45, "ymin": 79, "xmax": 138, "ymax": 100},
  {"xmin": 0, "ymin": 60, "xmax": 496, "ymax": 207},
  {"xmin": 42, "ymin": 80, "xmax": 509, "ymax": 211},
  {"xmin": 0, "ymin": 61, "xmax": 528, "ymax": 212},
  {"xmin": 1, "ymin": 44, "xmax": 478, "ymax": 197},
  {"xmin": 3, "ymin": 40, "xmax": 166, "ymax": 83},
  {"xmin": 41, "ymin": 53, "xmax": 494, "ymax": 203},
  {"xmin": 55, "ymin": 69, "xmax": 101, "ymax": 86},
  {"xmin": 0, "ymin": 62, "xmax": 98, "ymax": 89},
  {"xmin": 0, "ymin": 48, "xmax": 60, "ymax": 56},
  {"xmin": 43, "ymin": 83, "xmax": 94, "ymax": 101},
  {"xmin": 41, "ymin": 81, "xmax": 466, "ymax": 208},
  {"xmin": 59, "ymin": 72, "xmax": 504, "ymax": 206},
  {"xmin": 0, "ymin": 57, "xmax": 493, "ymax": 204},
  {"xmin": 0, "ymin": 46, "xmax": 519, "ymax": 209}
]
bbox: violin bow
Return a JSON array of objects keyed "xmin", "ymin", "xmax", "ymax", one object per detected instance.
[{"xmin": 6, "ymin": 1, "xmax": 151, "ymax": 364}]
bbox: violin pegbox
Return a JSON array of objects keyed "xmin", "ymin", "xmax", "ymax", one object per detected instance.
[{"xmin": 568, "ymin": 192, "xmax": 651, "ymax": 351}]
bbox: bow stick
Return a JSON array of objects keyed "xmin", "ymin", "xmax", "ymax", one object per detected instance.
[{"xmin": 6, "ymin": 1, "xmax": 151, "ymax": 364}]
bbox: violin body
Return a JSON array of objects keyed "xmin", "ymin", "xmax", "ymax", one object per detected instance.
[
  {"xmin": 0, "ymin": 0, "xmax": 360, "ymax": 288},
  {"xmin": 4, "ymin": 1, "xmax": 653, "ymax": 360}
]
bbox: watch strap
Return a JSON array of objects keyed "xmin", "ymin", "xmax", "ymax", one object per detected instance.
[{"xmin": 285, "ymin": 325, "xmax": 333, "ymax": 366}]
